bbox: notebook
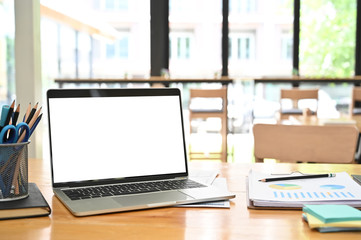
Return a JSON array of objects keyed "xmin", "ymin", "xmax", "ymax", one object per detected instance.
[
  {"xmin": 303, "ymin": 204, "xmax": 361, "ymax": 223},
  {"xmin": 46, "ymin": 88, "xmax": 235, "ymax": 216}
]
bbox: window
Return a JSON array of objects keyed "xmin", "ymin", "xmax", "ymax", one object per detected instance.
[
  {"xmin": 229, "ymin": 0, "xmax": 256, "ymax": 14},
  {"xmin": 41, "ymin": 0, "xmax": 149, "ymax": 78},
  {"xmin": 299, "ymin": 0, "xmax": 356, "ymax": 77},
  {"xmin": 170, "ymin": 32, "xmax": 192, "ymax": 60},
  {"xmin": 0, "ymin": 0, "xmax": 15, "ymax": 103},
  {"xmin": 118, "ymin": 37, "xmax": 128, "ymax": 58},
  {"xmin": 281, "ymin": 31, "xmax": 292, "ymax": 60},
  {"xmin": 105, "ymin": 0, "xmax": 128, "ymax": 10},
  {"xmin": 106, "ymin": 43, "xmax": 116, "ymax": 58},
  {"xmin": 229, "ymin": 32, "xmax": 255, "ymax": 60},
  {"xmin": 169, "ymin": 0, "xmax": 222, "ymax": 78},
  {"xmin": 229, "ymin": 0, "xmax": 293, "ymax": 77},
  {"xmin": 106, "ymin": 35, "xmax": 129, "ymax": 59}
]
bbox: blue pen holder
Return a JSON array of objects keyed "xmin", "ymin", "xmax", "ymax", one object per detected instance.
[{"xmin": 0, "ymin": 141, "xmax": 29, "ymax": 201}]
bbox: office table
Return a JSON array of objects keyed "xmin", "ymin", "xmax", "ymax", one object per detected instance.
[
  {"xmin": 1, "ymin": 159, "xmax": 361, "ymax": 240},
  {"xmin": 54, "ymin": 77, "xmax": 233, "ymax": 88}
]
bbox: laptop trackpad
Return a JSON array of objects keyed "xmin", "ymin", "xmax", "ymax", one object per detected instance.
[{"xmin": 112, "ymin": 191, "xmax": 193, "ymax": 207}]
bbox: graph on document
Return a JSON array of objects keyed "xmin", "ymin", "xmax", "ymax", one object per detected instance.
[{"xmin": 269, "ymin": 183, "xmax": 357, "ymax": 200}]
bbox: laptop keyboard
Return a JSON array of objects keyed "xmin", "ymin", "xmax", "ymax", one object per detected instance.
[{"xmin": 62, "ymin": 179, "xmax": 206, "ymax": 201}]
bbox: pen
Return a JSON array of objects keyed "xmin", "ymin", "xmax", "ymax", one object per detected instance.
[
  {"xmin": 29, "ymin": 113, "xmax": 42, "ymax": 137},
  {"xmin": 4, "ymin": 100, "xmax": 15, "ymax": 127},
  {"xmin": 258, "ymin": 173, "xmax": 336, "ymax": 182}
]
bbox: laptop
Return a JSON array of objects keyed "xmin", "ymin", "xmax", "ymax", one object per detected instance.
[{"xmin": 46, "ymin": 88, "xmax": 235, "ymax": 216}]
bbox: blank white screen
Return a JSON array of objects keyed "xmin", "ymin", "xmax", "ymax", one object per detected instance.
[{"xmin": 49, "ymin": 95, "xmax": 187, "ymax": 183}]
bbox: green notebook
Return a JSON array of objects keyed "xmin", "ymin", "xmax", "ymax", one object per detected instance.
[{"xmin": 303, "ymin": 204, "xmax": 361, "ymax": 223}]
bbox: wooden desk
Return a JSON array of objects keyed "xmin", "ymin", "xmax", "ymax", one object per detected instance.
[
  {"xmin": 55, "ymin": 77, "xmax": 233, "ymax": 88},
  {"xmin": 1, "ymin": 159, "xmax": 361, "ymax": 240}
]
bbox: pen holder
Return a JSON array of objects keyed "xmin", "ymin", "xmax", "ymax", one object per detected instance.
[{"xmin": 0, "ymin": 141, "xmax": 29, "ymax": 201}]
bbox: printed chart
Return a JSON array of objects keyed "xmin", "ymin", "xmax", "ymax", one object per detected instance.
[
  {"xmin": 249, "ymin": 171, "xmax": 361, "ymax": 207},
  {"xmin": 269, "ymin": 184, "xmax": 355, "ymax": 200}
]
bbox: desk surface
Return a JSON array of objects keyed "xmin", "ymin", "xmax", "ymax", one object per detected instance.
[{"xmin": 1, "ymin": 159, "xmax": 361, "ymax": 240}]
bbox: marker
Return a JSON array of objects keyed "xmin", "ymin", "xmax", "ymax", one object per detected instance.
[
  {"xmin": 0, "ymin": 105, "xmax": 10, "ymax": 132},
  {"xmin": 258, "ymin": 173, "xmax": 336, "ymax": 182}
]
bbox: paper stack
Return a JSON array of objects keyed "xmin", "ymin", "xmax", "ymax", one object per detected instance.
[{"xmin": 302, "ymin": 204, "xmax": 361, "ymax": 233}]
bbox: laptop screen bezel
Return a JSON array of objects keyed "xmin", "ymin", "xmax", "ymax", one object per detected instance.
[{"xmin": 46, "ymin": 88, "xmax": 189, "ymax": 188}]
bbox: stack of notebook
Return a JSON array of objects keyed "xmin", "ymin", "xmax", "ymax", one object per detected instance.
[{"xmin": 302, "ymin": 204, "xmax": 361, "ymax": 233}]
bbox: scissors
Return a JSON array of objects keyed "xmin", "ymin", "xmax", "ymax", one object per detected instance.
[{"xmin": 0, "ymin": 122, "xmax": 30, "ymax": 144}]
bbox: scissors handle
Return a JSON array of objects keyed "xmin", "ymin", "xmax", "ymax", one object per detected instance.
[
  {"xmin": 0, "ymin": 125, "xmax": 16, "ymax": 143},
  {"xmin": 0, "ymin": 122, "xmax": 30, "ymax": 144},
  {"xmin": 15, "ymin": 122, "xmax": 30, "ymax": 143}
]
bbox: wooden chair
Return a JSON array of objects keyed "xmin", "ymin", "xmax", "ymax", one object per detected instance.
[
  {"xmin": 349, "ymin": 87, "xmax": 361, "ymax": 116},
  {"xmin": 253, "ymin": 123, "xmax": 359, "ymax": 163},
  {"xmin": 279, "ymin": 88, "xmax": 319, "ymax": 120},
  {"xmin": 189, "ymin": 87, "xmax": 228, "ymax": 162}
]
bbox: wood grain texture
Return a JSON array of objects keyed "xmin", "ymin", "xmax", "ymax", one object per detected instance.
[{"xmin": 1, "ymin": 159, "xmax": 360, "ymax": 240}]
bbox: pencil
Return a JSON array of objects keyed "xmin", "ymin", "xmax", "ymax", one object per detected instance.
[
  {"xmin": 12, "ymin": 104, "xmax": 20, "ymax": 126},
  {"xmin": 258, "ymin": 173, "xmax": 336, "ymax": 182},
  {"xmin": 23, "ymin": 103, "xmax": 31, "ymax": 122},
  {"xmin": 18, "ymin": 107, "xmax": 42, "ymax": 143},
  {"xmin": 25, "ymin": 102, "xmax": 38, "ymax": 124}
]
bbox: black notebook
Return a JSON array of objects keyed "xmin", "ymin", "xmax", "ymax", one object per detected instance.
[{"xmin": 0, "ymin": 183, "xmax": 51, "ymax": 220}]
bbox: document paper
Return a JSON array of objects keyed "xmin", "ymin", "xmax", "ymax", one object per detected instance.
[{"xmin": 248, "ymin": 171, "xmax": 361, "ymax": 208}]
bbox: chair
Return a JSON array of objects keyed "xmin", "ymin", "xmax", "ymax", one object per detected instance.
[
  {"xmin": 349, "ymin": 87, "xmax": 361, "ymax": 116},
  {"xmin": 279, "ymin": 88, "xmax": 319, "ymax": 120},
  {"xmin": 253, "ymin": 123, "xmax": 359, "ymax": 163},
  {"xmin": 188, "ymin": 87, "xmax": 228, "ymax": 162}
]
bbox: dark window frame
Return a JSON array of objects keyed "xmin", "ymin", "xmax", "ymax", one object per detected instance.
[{"xmin": 150, "ymin": 0, "xmax": 361, "ymax": 79}]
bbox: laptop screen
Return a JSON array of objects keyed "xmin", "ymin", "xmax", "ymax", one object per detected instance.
[{"xmin": 47, "ymin": 88, "xmax": 188, "ymax": 186}]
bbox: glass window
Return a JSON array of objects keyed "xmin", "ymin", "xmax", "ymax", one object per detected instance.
[
  {"xmin": 105, "ymin": 0, "xmax": 128, "ymax": 10},
  {"xmin": 0, "ymin": 0, "xmax": 15, "ymax": 103},
  {"xmin": 105, "ymin": 0, "xmax": 115, "ymax": 10},
  {"xmin": 229, "ymin": 32, "xmax": 255, "ymax": 60},
  {"xmin": 229, "ymin": 0, "xmax": 293, "ymax": 77},
  {"xmin": 41, "ymin": 0, "xmax": 150, "ymax": 79},
  {"xmin": 281, "ymin": 31, "xmax": 292, "ymax": 60},
  {"xmin": 118, "ymin": 36, "xmax": 129, "ymax": 58},
  {"xmin": 170, "ymin": 32, "xmax": 192, "ymax": 60},
  {"xmin": 300, "ymin": 0, "xmax": 356, "ymax": 77},
  {"xmin": 106, "ymin": 43, "xmax": 116, "ymax": 59},
  {"xmin": 229, "ymin": 0, "xmax": 256, "ymax": 14},
  {"xmin": 41, "ymin": 19, "xmax": 60, "ymax": 88},
  {"xmin": 59, "ymin": 25, "xmax": 76, "ymax": 78},
  {"xmin": 169, "ymin": 0, "xmax": 222, "ymax": 78},
  {"xmin": 77, "ymin": 32, "xmax": 92, "ymax": 78}
]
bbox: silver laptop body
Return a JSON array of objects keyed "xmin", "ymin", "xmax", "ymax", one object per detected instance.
[{"xmin": 46, "ymin": 88, "xmax": 235, "ymax": 216}]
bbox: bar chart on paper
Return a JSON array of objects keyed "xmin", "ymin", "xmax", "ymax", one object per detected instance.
[
  {"xmin": 248, "ymin": 171, "xmax": 361, "ymax": 208},
  {"xmin": 270, "ymin": 183, "xmax": 356, "ymax": 200}
]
